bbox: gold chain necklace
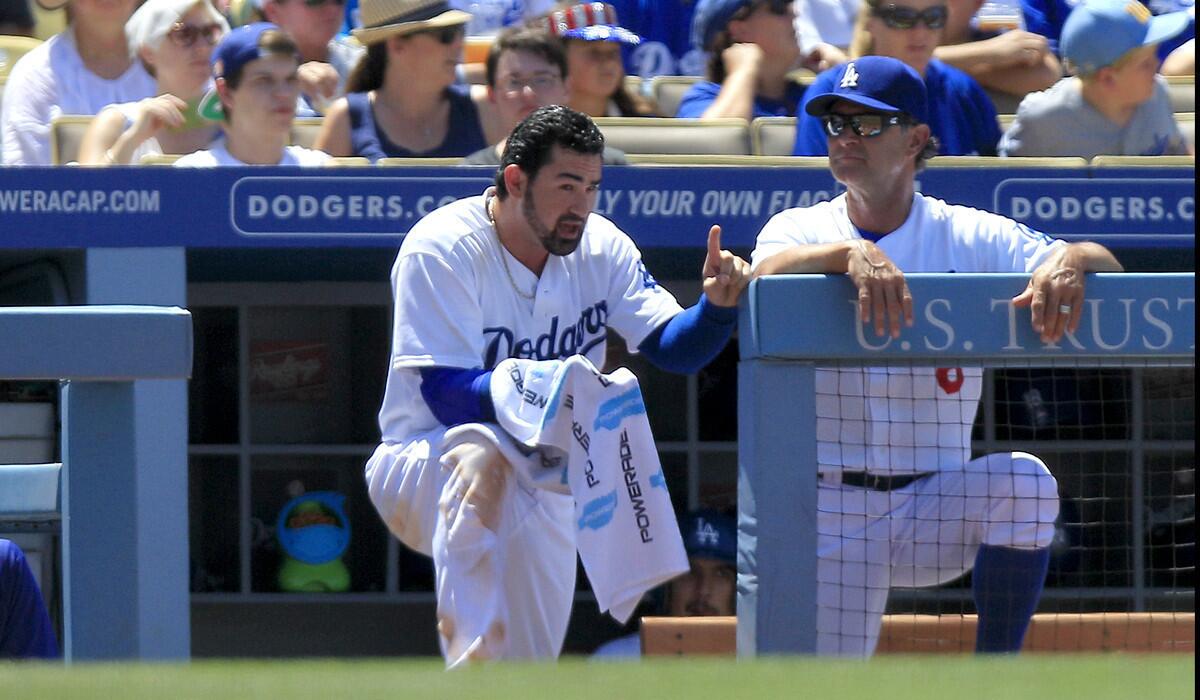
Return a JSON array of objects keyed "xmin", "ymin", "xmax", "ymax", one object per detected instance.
[{"xmin": 487, "ymin": 196, "xmax": 536, "ymax": 301}]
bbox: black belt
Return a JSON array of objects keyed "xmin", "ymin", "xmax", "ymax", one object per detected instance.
[{"xmin": 824, "ymin": 471, "xmax": 932, "ymax": 491}]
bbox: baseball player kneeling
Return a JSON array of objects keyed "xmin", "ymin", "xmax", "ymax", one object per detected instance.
[
  {"xmin": 365, "ymin": 105, "xmax": 750, "ymax": 666},
  {"xmin": 751, "ymin": 56, "xmax": 1123, "ymax": 656}
]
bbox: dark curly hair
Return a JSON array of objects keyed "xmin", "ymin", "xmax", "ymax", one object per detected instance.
[{"xmin": 494, "ymin": 105, "xmax": 605, "ymax": 199}]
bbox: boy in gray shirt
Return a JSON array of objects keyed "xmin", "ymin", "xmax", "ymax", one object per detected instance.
[{"xmin": 999, "ymin": 0, "xmax": 1191, "ymax": 158}]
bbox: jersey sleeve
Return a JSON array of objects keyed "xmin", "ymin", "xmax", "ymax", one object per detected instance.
[
  {"xmin": 751, "ymin": 209, "xmax": 815, "ymax": 271},
  {"xmin": 969, "ymin": 210, "xmax": 1066, "ymax": 272},
  {"xmin": 390, "ymin": 249, "xmax": 485, "ymax": 370},
  {"xmin": 603, "ymin": 228, "xmax": 685, "ymax": 350}
]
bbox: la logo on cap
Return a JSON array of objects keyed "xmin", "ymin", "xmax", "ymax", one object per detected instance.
[
  {"xmin": 1123, "ymin": 1, "xmax": 1151, "ymax": 22},
  {"xmin": 840, "ymin": 63, "xmax": 859, "ymax": 89},
  {"xmin": 696, "ymin": 519, "xmax": 720, "ymax": 546}
]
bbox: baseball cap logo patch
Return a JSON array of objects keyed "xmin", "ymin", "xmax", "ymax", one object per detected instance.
[
  {"xmin": 840, "ymin": 63, "xmax": 860, "ymax": 89},
  {"xmin": 1123, "ymin": 1, "xmax": 1151, "ymax": 22}
]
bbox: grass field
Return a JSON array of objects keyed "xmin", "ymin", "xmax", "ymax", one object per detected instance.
[{"xmin": 1, "ymin": 655, "xmax": 1193, "ymax": 700}]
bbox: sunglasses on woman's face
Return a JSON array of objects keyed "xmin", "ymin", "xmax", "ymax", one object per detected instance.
[
  {"xmin": 416, "ymin": 25, "xmax": 466, "ymax": 44},
  {"xmin": 166, "ymin": 22, "xmax": 223, "ymax": 49},
  {"xmin": 821, "ymin": 112, "xmax": 906, "ymax": 138},
  {"xmin": 871, "ymin": 4, "xmax": 948, "ymax": 29}
]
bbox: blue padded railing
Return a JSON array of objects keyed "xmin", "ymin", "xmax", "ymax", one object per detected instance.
[
  {"xmin": 736, "ymin": 274, "xmax": 1195, "ymax": 655},
  {"xmin": 0, "ymin": 305, "xmax": 192, "ymax": 661}
]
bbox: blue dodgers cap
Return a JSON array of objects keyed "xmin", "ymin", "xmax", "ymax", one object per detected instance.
[
  {"xmin": 804, "ymin": 56, "xmax": 929, "ymax": 123},
  {"xmin": 1061, "ymin": 0, "xmax": 1191, "ymax": 74},
  {"xmin": 691, "ymin": 0, "xmax": 755, "ymax": 50},
  {"xmin": 681, "ymin": 509, "xmax": 736, "ymax": 565},
  {"xmin": 211, "ymin": 22, "xmax": 296, "ymax": 82}
]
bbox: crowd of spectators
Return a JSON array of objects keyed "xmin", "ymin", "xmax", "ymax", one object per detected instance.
[{"xmin": 0, "ymin": 0, "xmax": 1193, "ymax": 165}]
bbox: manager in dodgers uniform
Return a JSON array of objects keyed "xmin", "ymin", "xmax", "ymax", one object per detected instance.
[
  {"xmin": 752, "ymin": 56, "xmax": 1123, "ymax": 656},
  {"xmin": 366, "ymin": 105, "xmax": 750, "ymax": 665}
]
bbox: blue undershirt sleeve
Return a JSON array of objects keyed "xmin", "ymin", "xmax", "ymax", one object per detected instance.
[
  {"xmin": 419, "ymin": 366, "xmax": 496, "ymax": 427},
  {"xmin": 636, "ymin": 296, "xmax": 737, "ymax": 374}
]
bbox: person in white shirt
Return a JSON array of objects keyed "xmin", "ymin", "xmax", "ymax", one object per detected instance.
[
  {"xmin": 79, "ymin": 0, "xmax": 229, "ymax": 165},
  {"xmin": 175, "ymin": 22, "xmax": 332, "ymax": 166},
  {"xmin": 752, "ymin": 55, "xmax": 1122, "ymax": 656},
  {"xmin": 1, "ymin": 0, "xmax": 156, "ymax": 165}
]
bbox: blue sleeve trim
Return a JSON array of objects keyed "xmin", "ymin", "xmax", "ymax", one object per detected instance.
[
  {"xmin": 419, "ymin": 366, "xmax": 496, "ymax": 427},
  {"xmin": 637, "ymin": 296, "xmax": 736, "ymax": 374}
]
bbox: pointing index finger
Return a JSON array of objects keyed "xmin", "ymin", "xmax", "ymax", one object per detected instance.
[{"xmin": 707, "ymin": 225, "xmax": 722, "ymax": 262}]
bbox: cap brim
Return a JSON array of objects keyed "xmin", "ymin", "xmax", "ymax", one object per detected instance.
[
  {"xmin": 562, "ymin": 25, "xmax": 642, "ymax": 45},
  {"xmin": 1143, "ymin": 11, "xmax": 1192, "ymax": 48},
  {"xmin": 351, "ymin": 9, "xmax": 470, "ymax": 45},
  {"xmin": 804, "ymin": 92, "xmax": 905, "ymax": 117}
]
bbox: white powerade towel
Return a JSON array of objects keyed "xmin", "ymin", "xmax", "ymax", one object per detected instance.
[{"xmin": 490, "ymin": 355, "xmax": 688, "ymax": 622}]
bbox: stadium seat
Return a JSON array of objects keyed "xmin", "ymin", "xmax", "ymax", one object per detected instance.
[
  {"xmin": 290, "ymin": 117, "xmax": 324, "ymax": 149},
  {"xmin": 649, "ymin": 75, "xmax": 701, "ymax": 117},
  {"xmin": 927, "ymin": 155, "xmax": 1088, "ymax": 167},
  {"xmin": 1165, "ymin": 75, "xmax": 1194, "ymax": 113},
  {"xmin": 326, "ymin": 156, "xmax": 369, "ymax": 166},
  {"xmin": 1177, "ymin": 111, "xmax": 1194, "ymax": 151},
  {"xmin": 998, "ymin": 113, "xmax": 1015, "ymax": 132},
  {"xmin": 1089, "ymin": 154, "xmax": 1195, "ymax": 167},
  {"xmin": 376, "ymin": 157, "xmax": 464, "ymax": 166},
  {"xmin": 0, "ymin": 35, "xmax": 41, "ymax": 81},
  {"xmin": 49, "ymin": 115, "xmax": 93, "ymax": 165},
  {"xmin": 751, "ymin": 116, "xmax": 797, "ymax": 156},
  {"xmin": 139, "ymin": 153, "xmax": 181, "ymax": 165},
  {"xmin": 626, "ymin": 153, "xmax": 829, "ymax": 167},
  {"xmin": 593, "ymin": 117, "xmax": 751, "ymax": 155}
]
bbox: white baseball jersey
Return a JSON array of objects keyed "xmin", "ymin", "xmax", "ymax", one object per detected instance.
[
  {"xmin": 379, "ymin": 188, "xmax": 684, "ymax": 445},
  {"xmin": 752, "ymin": 192, "xmax": 1066, "ymax": 476}
]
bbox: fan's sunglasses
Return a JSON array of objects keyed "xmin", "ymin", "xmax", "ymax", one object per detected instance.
[{"xmin": 871, "ymin": 4, "xmax": 948, "ymax": 29}]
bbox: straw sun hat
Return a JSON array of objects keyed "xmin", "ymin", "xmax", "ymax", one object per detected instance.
[{"xmin": 351, "ymin": 0, "xmax": 471, "ymax": 46}]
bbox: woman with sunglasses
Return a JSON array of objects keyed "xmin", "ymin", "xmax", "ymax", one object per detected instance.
[
  {"xmin": 680, "ymin": 0, "xmax": 805, "ymax": 120},
  {"xmin": 793, "ymin": 0, "xmax": 1001, "ymax": 155},
  {"xmin": 313, "ymin": 0, "xmax": 488, "ymax": 161},
  {"xmin": 78, "ymin": 0, "xmax": 229, "ymax": 165},
  {"xmin": 1, "ymin": 0, "xmax": 156, "ymax": 165}
]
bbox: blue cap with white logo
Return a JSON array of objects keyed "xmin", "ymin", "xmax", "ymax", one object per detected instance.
[
  {"xmin": 1061, "ymin": 0, "xmax": 1190, "ymax": 74},
  {"xmin": 804, "ymin": 56, "xmax": 929, "ymax": 124},
  {"xmin": 681, "ymin": 509, "xmax": 736, "ymax": 565}
]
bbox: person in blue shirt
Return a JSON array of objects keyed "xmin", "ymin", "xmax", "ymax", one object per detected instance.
[
  {"xmin": 678, "ymin": 0, "xmax": 807, "ymax": 119},
  {"xmin": 607, "ymin": 0, "xmax": 708, "ymax": 79},
  {"xmin": 0, "ymin": 539, "xmax": 58, "ymax": 659},
  {"xmin": 1022, "ymin": 0, "xmax": 1194, "ymax": 62},
  {"xmin": 794, "ymin": 0, "xmax": 1001, "ymax": 155}
]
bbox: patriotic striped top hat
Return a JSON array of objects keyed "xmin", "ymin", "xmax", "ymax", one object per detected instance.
[
  {"xmin": 541, "ymin": 2, "xmax": 641, "ymax": 45},
  {"xmin": 351, "ymin": 0, "xmax": 471, "ymax": 46}
]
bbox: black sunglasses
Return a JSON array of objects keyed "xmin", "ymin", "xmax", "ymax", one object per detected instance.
[
  {"xmin": 733, "ymin": 0, "xmax": 792, "ymax": 20},
  {"xmin": 415, "ymin": 25, "xmax": 466, "ymax": 44},
  {"xmin": 821, "ymin": 113, "xmax": 907, "ymax": 138},
  {"xmin": 871, "ymin": 4, "xmax": 948, "ymax": 29},
  {"xmin": 166, "ymin": 22, "xmax": 223, "ymax": 48},
  {"xmin": 301, "ymin": 0, "xmax": 347, "ymax": 7}
]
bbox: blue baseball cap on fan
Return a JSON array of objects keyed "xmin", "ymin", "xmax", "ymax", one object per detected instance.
[
  {"xmin": 691, "ymin": 0, "xmax": 755, "ymax": 50},
  {"xmin": 1060, "ymin": 0, "xmax": 1191, "ymax": 74},
  {"xmin": 681, "ymin": 509, "xmax": 736, "ymax": 565},
  {"xmin": 803, "ymin": 56, "xmax": 929, "ymax": 124}
]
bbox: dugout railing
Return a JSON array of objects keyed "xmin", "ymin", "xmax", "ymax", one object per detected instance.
[
  {"xmin": 0, "ymin": 305, "xmax": 192, "ymax": 661},
  {"xmin": 736, "ymin": 273, "xmax": 1195, "ymax": 655}
]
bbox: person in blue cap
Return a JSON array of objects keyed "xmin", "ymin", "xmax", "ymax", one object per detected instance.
[
  {"xmin": 176, "ymin": 22, "xmax": 332, "ymax": 165},
  {"xmin": 538, "ymin": 1, "xmax": 654, "ymax": 116},
  {"xmin": 999, "ymin": 0, "xmax": 1191, "ymax": 157},
  {"xmin": 593, "ymin": 509, "xmax": 736, "ymax": 658},
  {"xmin": 678, "ymin": 0, "xmax": 807, "ymax": 120},
  {"xmin": 753, "ymin": 55, "xmax": 1122, "ymax": 656},
  {"xmin": 0, "ymin": 539, "xmax": 58, "ymax": 659}
]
